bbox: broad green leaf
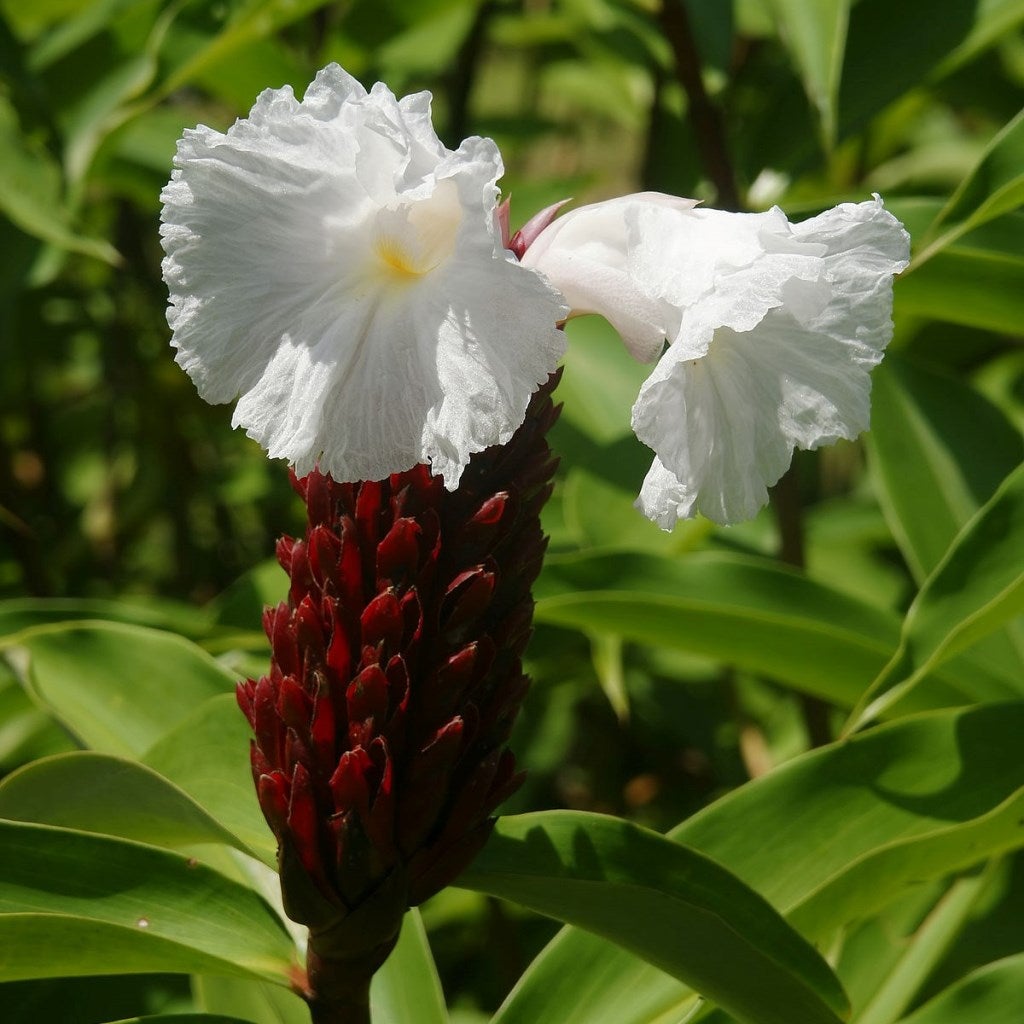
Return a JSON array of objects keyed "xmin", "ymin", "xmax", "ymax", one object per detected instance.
[
  {"xmin": 897, "ymin": 953, "xmax": 1024, "ymax": 1024},
  {"xmin": 0, "ymin": 751, "xmax": 255, "ymax": 858},
  {"xmin": 194, "ymin": 975, "xmax": 309, "ymax": 1024},
  {"xmin": 0, "ymin": 820, "xmax": 297, "ymax": 983},
  {"xmin": 463, "ymin": 811, "xmax": 848, "ymax": 1024},
  {"xmin": 849, "ymin": 463, "xmax": 1024, "ymax": 729},
  {"xmin": 0, "ymin": 596, "xmax": 214, "ymax": 639},
  {"xmin": 895, "ymin": 209, "xmax": 1024, "ymax": 336},
  {"xmin": 767, "ymin": 0, "xmax": 849, "ymax": 147},
  {"xmin": 679, "ymin": 701, "xmax": 1024, "ymax": 934},
  {"xmin": 838, "ymin": 0, "xmax": 1004, "ymax": 138},
  {"xmin": 934, "ymin": 0, "xmax": 1024, "ymax": 74},
  {"xmin": 491, "ymin": 925, "xmax": 700, "ymax": 1024},
  {"xmin": 0, "ymin": 664, "xmax": 72, "ymax": 770},
  {"xmin": 370, "ymin": 909, "xmax": 449, "ymax": 1024},
  {"xmin": 0, "ymin": 916, "xmax": 275, "ymax": 984},
  {"xmin": 867, "ymin": 353, "xmax": 1024, "ymax": 691},
  {"xmin": 536, "ymin": 551, "xmax": 893, "ymax": 705},
  {"xmin": 916, "ymin": 108, "xmax": 1024, "ymax": 265},
  {"xmin": 868, "ymin": 355, "xmax": 1024, "ymax": 582},
  {"xmin": 142, "ymin": 694, "xmax": 276, "ymax": 867},
  {"xmin": 854, "ymin": 870, "xmax": 995, "ymax": 1024},
  {"xmin": 104, "ymin": 1017, "xmax": 257, "ymax": 1023},
  {"xmin": 494, "ymin": 703, "xmax": 1024, "ymax": 1024},
  {"xmin": 0, "ymin": 974, "xmax": 196, "ymax": 1024},
  {"xmin": 535, "ymin": 551, "xmax": 1014, "ymax": 709},
  {"xmin": 4, "ymin": 621, "xmax": 236, "ymax": 757}
]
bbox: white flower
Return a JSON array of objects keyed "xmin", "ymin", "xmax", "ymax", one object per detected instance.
[
  {"xmin": 522, "ymin": 194, "xmax": 910, "ymax": 527},
  {"xmin": 160, "ymin": 64, "xmax": 567, "ymax": 488}
]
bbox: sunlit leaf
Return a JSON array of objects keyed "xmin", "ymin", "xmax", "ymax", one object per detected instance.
[
  {"xmin": 869, "ymin": 354, "xmax": 1024, "ymax": 582},
  {"xmin": 142, "ymin": 694, "xmax": 276, "ymax": 867},
  {"xmin": 849, "ymin": 463, "xmax": 1024, "ymax": 729},
  {"xmin": 494, "ymin": 702, "xmax": 1024, "ymax": 1024},
  {"xmin": 0, "ymin": 820, "xmax": 297, "ymax": 983},
  {"xmin": 103, "ymin": 1016, "xmax": 256, "ymax": 1024},
  {"xmin": 535, "ymin": 551, "xmax": 1015, "ymax": 709},
  {"xmin": 916, "ymin": 108, "xmax": 1024, "ymax": 263},
  {"xmin": 4, "ymin": 622, "xmax": 236, "ymax": 757},
  {"xmin": 193, "ymin": 975, "xmax": 309, "ymax": 1024},
  {"xmin": 897, "ymin": 953, "xmax": 1024, "ymax": 1024},
  {"xmin": 464, "ymin": 811, "xmax": 849, "ymax": 1024},
  {"xmin": 0, "ymin": 751, "xmax": 255, "ymax": 858},
  {"xmin": 767, "ymin": 0, "xmax": 849, "ymax": 147},
  {"xmin": 370, "ymin": 909, "xmax": 449, "ymax": 1024}
]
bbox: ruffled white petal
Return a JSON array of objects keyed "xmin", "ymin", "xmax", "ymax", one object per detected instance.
[
  {"xmin": 161, "ymin": 63, "xmax": 567, "ymax": 488},
  {"xmin": 632, "ymin": 197, "xmax": 910, "ymax": 526},
  {"xmin": 526, "ymin": 192, "xmax": 909, "ymax": 527},
  {"xmin": 522, "ymin": 192, "xmax": 698, "ymax": 363}
]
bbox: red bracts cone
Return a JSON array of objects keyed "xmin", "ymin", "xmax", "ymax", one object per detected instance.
[{"xmin": 237, "ymin": 372, "xmax": 562, "ymax": 1023}]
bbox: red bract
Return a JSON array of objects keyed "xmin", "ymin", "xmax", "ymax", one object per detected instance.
[{"xmin": 237, "ymin": 372, "xmax": 562, "ymax": 1023}]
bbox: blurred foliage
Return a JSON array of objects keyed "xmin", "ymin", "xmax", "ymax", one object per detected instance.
[{"xmin": 1, "ymin": 1, "xmax": 1023, "ymax": 1023}]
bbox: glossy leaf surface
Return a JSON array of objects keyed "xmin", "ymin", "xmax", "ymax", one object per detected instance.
[{"xmin": 464, "ymin": 810, "xmax": 848, "ymax": 1024}]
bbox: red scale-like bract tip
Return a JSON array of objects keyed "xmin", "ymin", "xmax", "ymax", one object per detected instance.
[{"xmin": 238, "ymin": 372, "xmax": 562, "ymax": 1021}]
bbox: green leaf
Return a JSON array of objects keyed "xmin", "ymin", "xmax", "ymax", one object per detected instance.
[
  {"xmin": 767, "ymin": 0, "xmax": 849, "ymax": 147},
  {"xmin": 868, "ymin": 354, "xmax": 1024, "ymax": 582},
  {"xmin": 462, "ymin": 811, "xmax": 848, "ymax": 1024},
  {"xmin": 838, "ymin": 0, "xmax": 1003, "ymax": 138},
  {"xmin": 4, "ymin": 621, "xmax": 236, "ymax": 757},
  {"xmin": 894, "ymin": 236, "xmax": 1024, "ymax": 336},
  {"xmin": 141, "ymin": 693, "xmax": 276, "ymax": 868},
  {"xmin": 854, "ymin": 870, "xmax": 996, "ymax": 1024},
  {"xmin": 897, "ymin": 953, "xmax": 1024, "ymax": 1024},
  {"xmin": 934, "ymin": 0, "xmax": 1024, "ymax": 74},
  {"xmin": 370, "ymin": 909, "xmax": 449, "ymax": 1024},
  {"xmin": 557, "ymin": 316, "xmax": 651, "ymax": 445},
  {"xmin": 0, "ymin": 597, "xmax": 214, "ymax": 639},
  {"xmin": 0, "ymin": 751, "xmax": 255, "ymax": 858},
  {"xmin": 193, "ymin": 976, "xmax": 309, "ymax": 1024},
  {"xmin": 849, "ymin": 463, "xmax": 1024, "ymax": 729},
  {"xmin": 0, "ymin": 820, "xmax": 297, "ymax": 983},
  {"xmin": 494, "ymin": 702, "xmax": 1024, "ymax": 1024},
  {"xmin": 157, "ymin": 0, "xmax": 335, "ymax": 99},
  {"xmin": 491, "ymin": 926, "xmax": 699, "ymax": 1024},
  {"xmin": 103, "ymin": 1016, "xmax": 258, "ymax": 1023},
  {"xmin": 916, "ymin": 108, "xmax": 1024, "ymax": 264},
  {"xmin": 589, "ymin": 632, "xmax": 629, "ymax": 720},
  {"xmin": 535, "ymin": 551, "xmax": 1009, "ymax": 709},
  {"xmin": 0, "ymin": 95, "xmax": 118, "ymax": 263}
]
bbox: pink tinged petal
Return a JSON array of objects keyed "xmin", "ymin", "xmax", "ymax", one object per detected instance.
[
  {"xmin": 496, "ymin": 196, "xmax": 512, "ymax": 249},
  {"xmin": 522, "ymin": 192, "xmax": 699, "ymax": 362},
  {"xmin": 161, "ymin": 63, "xmax": 567, "ymax": 489},
  {"xmin": 631, "ymin": 197, "xmax": 910, "ymax": 528},
  {"xmin": 509, "ymin": 198, "xmax": 572, "ymax": 259}
]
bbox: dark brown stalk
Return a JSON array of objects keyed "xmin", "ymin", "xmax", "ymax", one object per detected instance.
[{"xmin": 658, "ymin": 0, "xmax": 741, "ymax": 210}]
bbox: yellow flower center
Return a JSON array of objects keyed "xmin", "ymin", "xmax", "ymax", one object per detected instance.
[{"xmin": 375, "ymin": 179, "xmax": 463, "ymax": 281}]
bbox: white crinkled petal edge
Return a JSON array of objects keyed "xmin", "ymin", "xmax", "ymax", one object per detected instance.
[
  {"xmin": 632, "ymin": 197, "xmax": 910, "ymax": 528},
  {"xmin": 160, "ymin": 64, "xmax": 567, "ymax": 489}
]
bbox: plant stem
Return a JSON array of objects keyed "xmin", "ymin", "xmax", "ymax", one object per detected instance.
[
  {"xmin": 658, "ymin": 0, "xmax": 740, "ymax": 209},
  {"xmin": 308, "ymin": 990, "xmax": 371, "ymax": 1024}
]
